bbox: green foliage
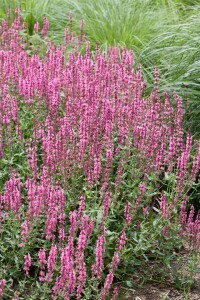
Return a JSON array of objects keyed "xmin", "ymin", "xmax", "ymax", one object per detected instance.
[
  {"xmin": 0, "ymin": 0, "xmax": 67, "ymax": 39},
  {"xmin": 0, "ymin": 2, "xmax": 200, "ymax": 299},
  {"xmin": 0, "ymin": 1, "xmax": 199, "ymax": 136},
  {"xmin": 38, "ymin": 0, "xmax": 200, "ymax": 136},
  {"xmin": 61, "ymin": 0, "xmax": 179, "ymax": 48}
]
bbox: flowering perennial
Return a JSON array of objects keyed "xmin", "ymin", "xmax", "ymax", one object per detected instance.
[{"xmin": 0, "ymin": 9, "xmax": 200, "ymax": 299}]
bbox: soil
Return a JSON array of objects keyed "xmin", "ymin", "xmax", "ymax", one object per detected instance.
[
  {"xmin": 121, "ymin": 281, "xmax": 200, "ymax": 300},
  {"xmin": 120, "ymin": 245, "xmax": 200, "ymax": 300},
  {"xmin": 120, "ymin": 262, "xmax": 200, "ymax": 300}
]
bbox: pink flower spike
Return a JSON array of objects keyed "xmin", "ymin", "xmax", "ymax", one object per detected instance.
[
  {"xmin": 160, "ymin": 191, "xmax": 168, "ymax": 218},
  {"xmin": 24, "ymin": 253, "xmax": 32, "ymax": 275},
  {"xmin": 124, "ymin": 202, "xmax": 132, "ymax": 225},
  {"xmin": 38, "ymin": 248, "xmax": 47, "ymax": 282},
  {"xmin": 46, "ymin": 244, "xmax": 57, "ymax": 282},
  {"xmin": 111, "ymin": 287, "xmax": 120, "ymax": 300},
  {"xmin": 0, "ymin": 279, "xmax": 6, "ymax": 297}
]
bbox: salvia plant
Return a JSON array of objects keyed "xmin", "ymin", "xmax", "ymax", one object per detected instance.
[{"xmin": 0, "ymin": 8, "xmax": 199, "ymax": 300}]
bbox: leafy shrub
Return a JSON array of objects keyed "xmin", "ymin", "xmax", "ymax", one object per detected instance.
[{"xmin": 0, "ymin": 10, "xmax": 199, "ymax": 299}]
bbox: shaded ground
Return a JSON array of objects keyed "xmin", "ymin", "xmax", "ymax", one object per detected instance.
[
  {"xmin": 120, "ymin": 247, "xmax": 200, "ymax": 300},
  {"xmin": 121, "ymin": 280, "xmax": 200, "ymax": 300}
]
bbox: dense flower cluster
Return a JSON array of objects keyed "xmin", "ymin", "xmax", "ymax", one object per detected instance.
[{"xmin": 0, "ymin": 9, "xmax": 199, "ymax": 299}]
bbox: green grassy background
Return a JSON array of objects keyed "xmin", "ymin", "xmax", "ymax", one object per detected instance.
[{"xmin": 0, "ymin": 0, "xmax": 199, "ymax": 137}]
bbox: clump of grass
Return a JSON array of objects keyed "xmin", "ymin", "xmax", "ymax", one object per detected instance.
[
  {"xmin": 135, "ymin": 8, "xmax": 200, "ymax": 137},
  {"xmin": 61, "ymin": 0, "xmax": 180, "ymax": 48},
  {"xmin": 0, "ymin": 0, "xmax": 68, "ymax": 38},
  {"xmin": 135, "ymin": 9, "xmax": 200, "ymax": 94},
  {"xmin": 0, "ymin": 1, "xmax": 199, "ymax": 109},
  {"xmin": 49, "ymin": 0, "xmax": 200, "ymax": 136}
]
